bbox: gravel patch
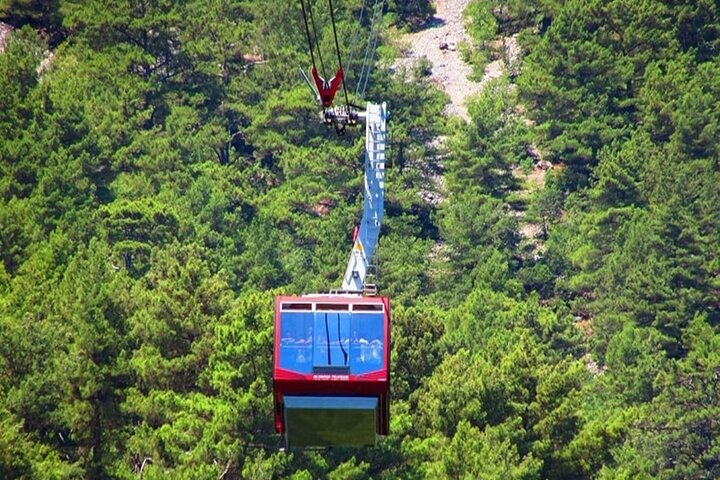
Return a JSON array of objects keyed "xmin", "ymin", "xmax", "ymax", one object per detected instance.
[{"xmin": 394, "ymin": 0, "xmax": 501, "ymax": 121}]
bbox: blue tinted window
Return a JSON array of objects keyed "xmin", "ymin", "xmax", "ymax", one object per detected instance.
[
  {"xmin": 349, "ymin": 312, "xmax": 385, "ymax": 374},
  {"xmin": 278, "ymin": 312, "xmax": 314, "ymax": 374},
  {"xmin": 313, "ymin": 312, "xmax": 351, "ymax": 369},
  {"xmin": 278, "ymin": 310, "xmax": 385, "ymax": 375}
]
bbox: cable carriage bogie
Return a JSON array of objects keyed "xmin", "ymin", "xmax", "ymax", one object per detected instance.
[{"xmin": 298, "ymin": 0, "xmax": 385, "ymax": 135}]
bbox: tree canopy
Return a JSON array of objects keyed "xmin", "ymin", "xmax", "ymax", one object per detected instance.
[{"xmin": 1, "ymin": 0, "xmax": 719, "ymax": 478}]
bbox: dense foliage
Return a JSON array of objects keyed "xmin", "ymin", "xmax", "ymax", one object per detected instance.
[{"xmin": 1, "ymin": 0, "xmax": 718, "ymax": 478}]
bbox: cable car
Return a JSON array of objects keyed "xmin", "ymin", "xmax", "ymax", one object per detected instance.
[
  {"xmin": 273, "ymin": 294, "xmax": 390, "ymax": 448},
  {"xmin": 279, "ymin": 0, "xmax": 389, "ymax": 445},
  {"xmin": 272, "ymin": 101, "xmax": 388, "ymax": 448}
]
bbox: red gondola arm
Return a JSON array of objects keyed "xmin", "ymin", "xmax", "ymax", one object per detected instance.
[{"xmin": 312, "ymin": 66, "xmax": 344, "ymax": 108}]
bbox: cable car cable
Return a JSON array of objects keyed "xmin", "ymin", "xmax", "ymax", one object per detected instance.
[
  {"xmin": 299, "ymin": 0, "xmax": 317, "ymax": 72},
  {"xmin": 327, "ymin": 0, "xmax": 351, "ymax": 110},
  {"xmin": 353, "ymin": 0, "xmax": 376, "ymax": 97},
  {"xmin": 346, "ymin": 0, "xmax": 368, "ymax": 88},
  {"xmin": 355, "ymin": 0, "xmax": 384, "ymax": 99},
  {"xmin": 360, "ymin": 5, "xmax": 382, "ymax": 99},
  {"xmin": 307, "ymin": 0, "xmax": 327, "ymax": 78}
]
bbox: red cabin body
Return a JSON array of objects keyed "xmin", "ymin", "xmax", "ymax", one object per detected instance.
[{"xmin": 273, "ymin": 295, "xmax": 390, "ymax": 447}]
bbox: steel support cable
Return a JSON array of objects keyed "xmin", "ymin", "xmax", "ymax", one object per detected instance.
[
  {"xmin": 327, "ymin": 0, "xmax": 351, "ymax": 110},
  {"xmin": 355, "ymin": 0, "xmax": 384, "ymax": 99},
  {"xmin": 299, "ymin": 0, "xmax": 317, "ymax": 70},
  {"xmin": 353, "ymin": 0, "xmax": 379, "ymax": 98},
  {"xmin": 358, "ymin": 0, "xmax": 383, "ymax": 98},
  {"xmin": 346, "ymin": 0, "xmax": 368, "ymax": 89},
  {"xmin": 308, "ymin": 0, "xmax": 327, "ymax": 78},
  {"xmin": 360, "ymin": 0, "xmax": 384, "ymax": 99}
]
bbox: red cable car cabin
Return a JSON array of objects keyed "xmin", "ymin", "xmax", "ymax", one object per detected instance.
[{"xmin": 273, "ymin": 295, "xmax": 390, "ymax": 448}]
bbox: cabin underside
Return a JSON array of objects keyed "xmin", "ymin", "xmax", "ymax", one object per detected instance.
[{"xmin": 283, "ymin": 396, "xmax": 378, "ymax": 448}]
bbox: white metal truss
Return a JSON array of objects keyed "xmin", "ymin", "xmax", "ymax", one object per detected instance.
[{"xmin": 342, "ymin": 102, "xmax": 387, "ymax": 292}]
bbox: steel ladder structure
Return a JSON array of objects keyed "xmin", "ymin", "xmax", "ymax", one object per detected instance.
[{"xmin": 341, "ymin": 102, "xmax": 388, "ymax": 293}]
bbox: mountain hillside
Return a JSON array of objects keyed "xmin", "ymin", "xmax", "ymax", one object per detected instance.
[{"xmin": 1, "ymin": 0, "xmax": 719, "ymax": 478}]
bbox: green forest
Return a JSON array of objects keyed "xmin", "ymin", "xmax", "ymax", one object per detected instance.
[{"xmin": 1, "ymin": 0, "xmax": 719, "ymax": 478}]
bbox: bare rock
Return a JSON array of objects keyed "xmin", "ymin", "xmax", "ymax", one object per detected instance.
[{"xmin": 0, "ymin": 21, "xmax": 14, "ymax": 54}]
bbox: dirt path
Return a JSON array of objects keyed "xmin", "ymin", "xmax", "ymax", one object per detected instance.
[{"xmin": 394, "ymin": 0, "xmax": 503, "ymax": 120}]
